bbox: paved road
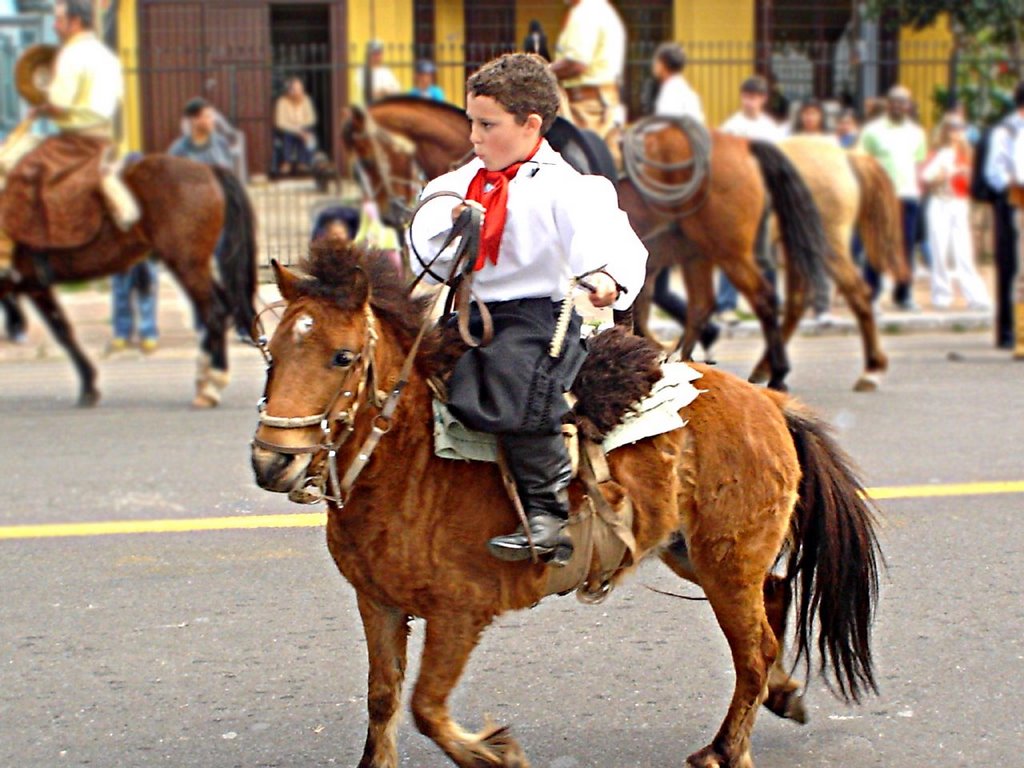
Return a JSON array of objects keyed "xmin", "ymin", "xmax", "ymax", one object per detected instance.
[{"xmin": 1, "ymin": 331, "xmax": 1021, "ymax": 767}]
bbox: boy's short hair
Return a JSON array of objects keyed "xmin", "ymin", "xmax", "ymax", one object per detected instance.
[
  {"xmin": 740, "ymin": 76, "xmax": 768, "ymax": 95},
  {"xmin": 654, "ymin": 43, "xmax": 686, "ymax": 74},
  {"xmin": 183, "ymin": 97, "xmax": 211, "ymax": 118},
  {"xmin": 466, "ymin": 53, "xmax": 561, "ymax": 134},
  {"xmin": 58, "ymin": 0, "xmax": 94, "ymax": 27}
]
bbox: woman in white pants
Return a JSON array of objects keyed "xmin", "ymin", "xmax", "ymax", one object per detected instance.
[{"xmin": 920, "ymin": 115, "xmax": 992, "ymax": 310}]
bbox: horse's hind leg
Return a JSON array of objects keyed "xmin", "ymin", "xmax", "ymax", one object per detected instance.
[
  {"xmin": 356, "ymin": 593, "xmax": 410, "ymax": 768},
  {"xmin": 761, "ymin": 575, "xmax": 807, "ymax": 724},
  {"xmin": 412, "ymin": 615, "xmax": 529, "ymax": 768},
  {"xmin": 27, "ymin": 287, "xmax": 99, "ymax": 407},
  {"xmin": 829, "ymin": 250, "xmax": 888, "ymax": 392},
  {"xmin": 750, "ymin": 258, "xmax": 807, "ymax": 384},
  {"xmin": 686, "ymin": 579, "xmax": 777, "ymax": 768}
]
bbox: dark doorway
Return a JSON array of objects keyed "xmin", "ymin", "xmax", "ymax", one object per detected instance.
[
  {"xmin": 271, "ymin": 3, "xmax": 333, "ymax": 159},
  {"xmin": 464, "ymin": 0, "xmax": 516, "ymax": 75}
]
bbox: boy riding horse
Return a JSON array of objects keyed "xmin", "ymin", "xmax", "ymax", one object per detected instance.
[
  {"xmin": 0, "ymin": 0, "xmax": 135, "ymax": 282},
  {"xmin": 410, "ymin": 53, "xmax": 647, "ymax": 562}
]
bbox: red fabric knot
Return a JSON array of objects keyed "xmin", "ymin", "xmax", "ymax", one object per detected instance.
[{"xmin": 464, "ymin": 138, "xmax": 543, "ymax": 271}]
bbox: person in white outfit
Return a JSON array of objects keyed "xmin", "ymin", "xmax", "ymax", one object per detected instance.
[
  {"xmin": 652, "ymin": 42, "xmax": 704, "ymax": 123},
  {"xmin": 919, "ymin": 114, "xmax": 991, "ymax": 310}
]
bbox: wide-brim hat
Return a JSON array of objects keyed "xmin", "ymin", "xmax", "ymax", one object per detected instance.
[{"xmin": 15, "ymin": 44, "xmax": 58, "ymax": 107}]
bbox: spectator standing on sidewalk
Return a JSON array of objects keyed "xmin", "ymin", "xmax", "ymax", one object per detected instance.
[
  {"xmin": 648, "ymin": 42, "xmax": 716, "ymax": 352},
  {"xmin": 108, "ymin": 259, "xmax": 159, "ymax": 354},
  {"xmin": 920, "ymin": 114, "xmax": 991, "ymax": 311},
  {"xmin": 836, "ymin": 108, "xmax": 860, "ymax": 149},
  {"xmin": 716, "ymin": 76, "xmax": 784, "ymax": 323},
  {"xmin": 983, "ymin": 81, "xmax": 1024, "ymax": 349},
  {"xmin": 858, "ymin": 84, "xmax": 928, "ymax": 311}
]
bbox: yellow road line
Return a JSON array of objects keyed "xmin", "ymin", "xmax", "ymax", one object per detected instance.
[
  {"xmin": 866, "ymin": 480, "xmax": 1024, "ymax": 500},
  {"xmin": 1, "ymin": 480, "xmax": 1022, "ymax": 541},
  {"xmin": 0, "ymin": 513, "xmax": 325, "ymax": 540}
]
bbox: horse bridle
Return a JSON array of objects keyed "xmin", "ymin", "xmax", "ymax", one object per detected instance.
[
  {"xmin": 349, "ymin": 118, "xmax": 426, "ymax": 227},
  {"xmin": 251, "ymin": 299, "xmax": 387, "ymax": 506},
  {"xmin": 251, "ymin": 205, "xmax": 486, "ymax": 508}
]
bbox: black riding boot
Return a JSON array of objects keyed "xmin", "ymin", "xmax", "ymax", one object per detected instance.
[{"xmin": 488, "ymin": 432, "xmax": 574, "ymax": 565}]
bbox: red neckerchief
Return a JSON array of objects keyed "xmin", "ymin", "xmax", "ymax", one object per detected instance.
[{"xmin": 464, "ymin": 138, "xmax": 543, "ymax": 271}]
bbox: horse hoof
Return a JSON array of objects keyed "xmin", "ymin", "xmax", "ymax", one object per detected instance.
[
  {"xmin": 748, "ymin": 368, "xmax": 770, "ymax": 385},
  {"xmin": 853, "ymin": 372, "xmax": 882, "ymax": 392},
  {"xmin": 77, "ymin": 390, "xmax": 100, "ymax": 408},
  {"xmin": 784, "ymin": 693, "xmax": 808, "ymax": 724},
  {"xmin": 191, "ymin": 393, "xmax": 219, "ymax": 409},
  {"xmin": 686, "ymin": 745, "xmax": 751, "ymax": 768},
  {"xmin": 766, "ymin": 379, "xmax": 789, "ymax": 393}
]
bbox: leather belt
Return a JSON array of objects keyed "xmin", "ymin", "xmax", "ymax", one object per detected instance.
[{"xmin": 566, "ymin": 85, "xmax": 603, "ymax": 102}]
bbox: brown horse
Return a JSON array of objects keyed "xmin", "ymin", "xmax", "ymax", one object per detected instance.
[
  {"xmin": 341, "ymin": 97, "xmax": 830, "ymax": 392},
  {"xmin": 629, "ymin": 133, "xmax": 908, "ymax": 392},
  {"xmin": 251, "ymin": 242, "xmax": 882, "ymax": 768},
  {"xmin": 0, "ymin": 155, "xmax": 257, "ymax": 406}
]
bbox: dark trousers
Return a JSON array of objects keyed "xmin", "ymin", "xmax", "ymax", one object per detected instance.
[
  {"xmin": 991, "ymin": 195, "xmax": 1019, "ymax": 345},
  {"xmin": 274, "ymin": 130, "xmax": 313, "ymax": 172},
  {"xmin": 447, "ymin": 298, "xmax": 585, "ymax": 520},
  {"xmin": 654, "ymin": 267, "xmax": 689, "ymax": 325},
  {"xmin": 865, "ymin": 198, "xmax": 919, "ymax": 304}
]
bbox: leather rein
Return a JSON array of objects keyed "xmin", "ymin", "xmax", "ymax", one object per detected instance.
[{"xmin": 251, "ymin": 204, "xmax": 486, "ymax": 508}]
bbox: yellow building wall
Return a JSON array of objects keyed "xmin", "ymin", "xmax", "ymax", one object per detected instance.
[
  {"xmin": 114, "ymin": 0, "xmax": 141, "ymax": 154},
  {"xmin": 435, "ymin": 0, "xmax": 466, "ymax": 106},
  {"xmin": 674, "ymin": 0, "xmax": 756, "ymax": 127},
  {"xmin": 348, "ymin": 0, "xmax": 416, "ymax": 102},
  {"xmin": 899, "ymin": 15, "xmax": 953, "ymax": 131}
]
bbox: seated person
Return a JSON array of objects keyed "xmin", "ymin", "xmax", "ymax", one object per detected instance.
[
  {"xmin": 410, "ymin": 60, "xmax": 445, "ymax": 101},
  {"xmin": 274, "ymin": 77, "xmax": 317, "ymax": 175}
]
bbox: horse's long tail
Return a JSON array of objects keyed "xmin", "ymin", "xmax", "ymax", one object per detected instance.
[
  {"xmin": 211, "ymin": 166, "xmax": 258, "ymax": 337},
  {"xmin": 847, "ymin": 153, "xmax": 909, "ymax": 283},
  {"xmin": 747, "ymin": 140, "xmax": 830, "ymax": 286},
  {"xmin": 782, "ymin": 400, "xmax": 882, "ymax": 703}
]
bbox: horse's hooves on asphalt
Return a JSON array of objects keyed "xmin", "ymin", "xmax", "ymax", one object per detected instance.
[
  {"xmin": 766, "ymin": 380, "xmax": 789, "ymax": 393},
  {"xmin": 77, "ymin": 391, "xmax": 100, "ymax": 408},
  {"xmin": 191, "ymin": 393, "xmax": 219, "ymax": 409},
  {"xmin": 853, "ymin": 372, "xmax": 882, "ymax": 392}
]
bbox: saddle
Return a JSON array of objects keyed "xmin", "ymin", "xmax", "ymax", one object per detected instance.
[
  {"xmin": 0, "ymin": 134, "xmax": 140, "ymax": 250},
  {"xmin": 434, "ymin": 327, "xmax": 704, "ymax": 602}
]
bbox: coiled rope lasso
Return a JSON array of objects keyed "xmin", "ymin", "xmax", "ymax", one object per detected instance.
[{"xmin": 622, "ymin": 115, "xmax": 712, "ymax": 213}]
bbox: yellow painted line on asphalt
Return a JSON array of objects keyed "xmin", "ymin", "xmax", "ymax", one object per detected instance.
[
  {"xmin": 866, "ymin": 480, "xmax": 1024, "ymax": 501},
  {"xmin": 1, "ymin": 480, "xmax": 1022, "ymax": 541},
  {"xmin": 0, "ymin": 512, "xmax": 325, "ymax": 540}
]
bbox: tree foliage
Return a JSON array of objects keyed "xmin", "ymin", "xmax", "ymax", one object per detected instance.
[{"xmin": 867, "ymin": 0, "xmax": 1023, "ymax": 42}]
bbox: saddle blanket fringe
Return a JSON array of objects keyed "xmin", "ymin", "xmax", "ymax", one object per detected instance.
[{"xmin": 433, "ymin": 362, "xmax": 704, "ymax": 463}]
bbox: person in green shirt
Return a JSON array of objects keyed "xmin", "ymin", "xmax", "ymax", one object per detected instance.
[{"xmin": 858, "ymin": 85, "xmax": 928, "ymax": 311}]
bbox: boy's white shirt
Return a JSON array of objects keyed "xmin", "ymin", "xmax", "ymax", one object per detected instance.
[
  {"xmin": 655, "ymin": 74, "xmax": 705, "ymax": 124},
  {"xmin": 409, "ymin": 139, "xmax": 647, "ymax": 312},
  {"xmin": 720, "ymin": 111, "xmax": 784, "ymax": 142}
]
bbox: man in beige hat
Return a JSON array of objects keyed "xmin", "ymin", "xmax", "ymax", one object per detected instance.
[
  {"xmin": 0, "ymin": 0, "xmax": 127, "ymax": 280},
  {"xmin": 550, "ymin": 0, "xmax": 626, "ymax": 167}
]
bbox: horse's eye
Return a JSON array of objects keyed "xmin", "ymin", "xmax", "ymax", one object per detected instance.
[{"xmin": 332, "ymin": 349, "xmax": 356, "ymax": 369}]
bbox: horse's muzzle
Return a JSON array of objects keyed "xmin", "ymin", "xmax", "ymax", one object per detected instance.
[{"xmin": 251, "ymin": 444, "xmax": 312, "ymax": 493}]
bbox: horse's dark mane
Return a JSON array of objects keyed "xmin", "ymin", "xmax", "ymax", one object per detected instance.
[{"xmin": 295, "ymin": 241, "xmax": 442, "ymax": 374}]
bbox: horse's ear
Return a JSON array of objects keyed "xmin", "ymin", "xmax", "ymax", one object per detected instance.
[
  {"xmin": 351, "ymin": 262, "xmax": 372, "ymax": 306},
  {"xmin": 272, "ymin": 259, "xmax": 301, "ymax": 302}
]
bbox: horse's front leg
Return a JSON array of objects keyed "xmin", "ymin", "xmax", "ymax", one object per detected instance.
[
  {"xmin": 27, "ymin": 286, "xmax": 99, "ymax": 406},
  {"xmin": 356, "ymin": 593, "xmax": 410, "ymax": 768},
  {"xmin": 412, "ymin": 615, "xmax": 528, "ymax": 768}
]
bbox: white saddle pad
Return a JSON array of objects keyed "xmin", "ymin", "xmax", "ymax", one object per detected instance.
[{"xmin": 433, "ymin": 362, "xmax": 704, "ymax": 463}]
